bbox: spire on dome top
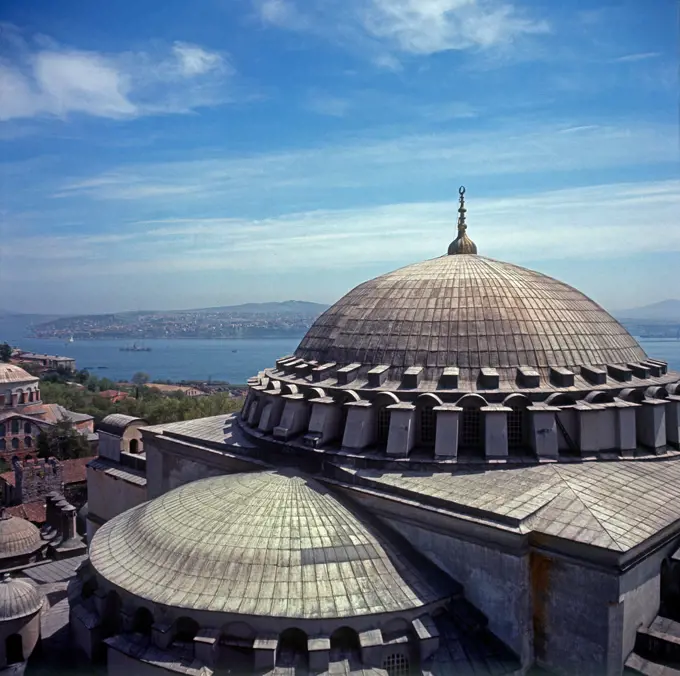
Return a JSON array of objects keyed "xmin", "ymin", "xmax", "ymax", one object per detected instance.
[{"xmin": 448, "ymin": 185, "xmax": 478, "ymax": 255}]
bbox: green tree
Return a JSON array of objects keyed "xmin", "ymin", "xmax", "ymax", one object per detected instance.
[
  {"xmin": 0, "ymin": 342, "xmax": 12, "ymax": 363},
  {"xmin": 37, "ymin": 418, "xmax": 92, "ymax": 460},
  {"xmin": 132, "ymin": 372, "xmax": 150, "ymax": 386}
]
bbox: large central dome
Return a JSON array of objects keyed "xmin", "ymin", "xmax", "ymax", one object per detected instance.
[{"xmin": 295, "ymin": 254, "xmax": 646, "ymax": 386}]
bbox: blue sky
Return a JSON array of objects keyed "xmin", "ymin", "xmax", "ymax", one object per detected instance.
[{"xmin": 0, "ymin": 0, "xmax": 678, "ymax": 315}]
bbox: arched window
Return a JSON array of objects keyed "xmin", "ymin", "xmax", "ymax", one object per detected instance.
[
  {"xmin": 0, "ymin": 440, "xmax": 5, "ymax": 451},
  {"xmin": 101, "ymin": 590, "xmax": 122, "ymax": 636},
  {"xmin": 19, "ymin": 392, "xmax": 26, "ymax": 404},
  {"xmin": 129, "ymin": 438, "xmax": 139, "ymax": 454},
  {"xmin": 174, "ymin": 617, "xmax": 199, "ymax": 643},
  {"xmin": 383, "ymin": 653, "xmax": 410, "ymax": 676},
  {"xmin": 11, "ymin": 419, "xmax": 19, "ymax": 435},
  {"xmin": 376, "ymin": 406, "xmax": 391, "ymax": 445},
  {"xmin": 11, "ymin": 438, "xmax": 19, "ymax": 450},
  {"xmin": 417, "ymin": 403, "xmax": 436, "ymax": 447},
  {"xmin": 330, "ymin": 627, "xmax": 360, "ymax": 660},
  {"xmin": 277, "ymin": 628, "xmax": 309, "ymax": 668},
  {"xmin": 24, "ymin": 422, "xmax": 31, "ymax": 434},
  {"xmin": 132, "ymin": 607, "xmax": 154, "ymax": 635},
  {"xmin": 460, "ymin": 407, "xmax": 482, "ymax": 450},
  {"xmin": 0, "ymin": 422, "xmax": 5, "ymax": 436},
  {"xmin": 5, "ymin": 634, "xmax": 23, "ymax": 665},
  {"xmin": 25, "ymin": 437, "xmax": 32, "ymax": 448}
]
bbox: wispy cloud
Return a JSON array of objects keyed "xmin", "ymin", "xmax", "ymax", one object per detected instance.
[
  {"xmin": 609, "ymin": 52, "xmax": 660, "ymax": 63},
  {"xmin": 0, "ymin": 25, "xmax": 232, "ymax": 121},
  {"xmin": 50, "ymin": 120, "xmax": 677, "ymax": 204},
  {"xmin": 5, "ymin": 181, "xmax": 680, "ymax": 282},
  {"xmin": 254, "ymin": 0, "xmax": 548, "ymax": 65}
]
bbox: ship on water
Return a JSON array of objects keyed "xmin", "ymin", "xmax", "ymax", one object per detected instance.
[{"xmin": 119, "ymin": 342, "xmax": 152, "ymax": 352}]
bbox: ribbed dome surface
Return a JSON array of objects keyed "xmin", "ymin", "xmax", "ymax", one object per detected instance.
[
  {"xmin": 295, "ymin": 255, "xmax": 646, "ymax": 385},
  {"xmin": 0, "ymin": 363, "xmax": 37, "ymax": 384},
  {"xmin": 0, "ymin": 512, "xmax": 43, "ymax": 560},
  {"xmin": 90, "ymin": 471, "xmax": 450, "ymax": 618},
  {"xmin": 0, "ymin": 574, "xmax": 43, "ymax": 621}
]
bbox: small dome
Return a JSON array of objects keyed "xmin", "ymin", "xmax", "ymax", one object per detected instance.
[
  {"xmin": 90, "ymin": 471, "xmax": 452, "ymax": 619},
  {"xmin": 295, "ymin": 254, "xmax": 646, "ymax": 385},
  {"xmin": 0, "ymin": 574, "xmax": 43, "ymax": 621},
  {"xmin": 0, "ymin": 363, "xmax": 37, "ymax": 384},
  {"xmin": 0, "ymin": 510, "xmax": 43, "ymax": 560}
]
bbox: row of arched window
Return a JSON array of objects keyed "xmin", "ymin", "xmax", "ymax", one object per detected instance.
[
  {"xmin": 0, "ymin": 421, "xmax": 33, "ymax": 436},
  {"xmin": 0, "ymin": 437, "xmax": 32, "ymax": 452},
  {"xmin": 103, "ymin": 589, "xmax": 417, "ymax": 674}
]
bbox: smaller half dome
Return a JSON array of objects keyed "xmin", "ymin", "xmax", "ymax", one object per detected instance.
[{"xmin": 90, "ymin": 471, "xmax": 453, "ymax": 619}]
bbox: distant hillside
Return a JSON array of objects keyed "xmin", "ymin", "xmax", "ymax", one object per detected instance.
[
  {"xmin": 615, "ymin": 300, "xmax": 680, "ymax": 322},
  {"xmin": 189, "ymin": 300, "xmax": 329, "ymax": 315}
]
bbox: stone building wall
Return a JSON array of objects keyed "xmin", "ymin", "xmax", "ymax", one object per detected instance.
[
  {"xmin": 12, "ymin": 457, "xmax": 63, "ymax": 504},
  {"xmin": 380, "ymin": 515, "xmax": 533, "ymax": 667}
]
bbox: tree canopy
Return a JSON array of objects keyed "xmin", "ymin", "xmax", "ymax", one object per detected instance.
[
  {"xmin": 39, "ymin": 375, "xmax": 243, "ymax": 426},
  {"xmin": 37, "ymin": 418, "xmax": 92, "ymax": 460},
  {"xmin": 0, "ymin": 342, "xmax": 12, "ymax": 363}
]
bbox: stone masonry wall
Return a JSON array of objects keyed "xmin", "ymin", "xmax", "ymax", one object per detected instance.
[{"xmin": 13, "ymin": 457, "xmax": 64, "ymax": 504}]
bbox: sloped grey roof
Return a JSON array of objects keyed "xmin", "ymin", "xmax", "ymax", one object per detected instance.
[
  {"xmin": 90, "ymin": 471, "xmax": 453, "ymax": 618},
  {"xmin": 0, "ymin": 574, "xmax": 43, "ymax": 620},
  {"xmin": 0, "ymin": 510, "xmax": 43, "ymax": 560},
  {"xmin": 338, "ymin": 453, "xmax": 680, "ymax": 553},
  {"xmin": 295, "ymin": 254, "xmax": 646, "ymax": 386}
]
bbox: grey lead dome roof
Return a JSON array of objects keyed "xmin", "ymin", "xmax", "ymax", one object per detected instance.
[
  {"xmin": 0, "ymin": 511, "xmax": 43, "ymax": 560},
  {"xmin": 90, "ymin": 471, "xmax": 451, "ymax": 619},
  {"xmin": 0, "ymin": 574, "xmax": 43, "ymax": 621},
  {"xmin": 295, "ymin": 254, "xmax": 646, "ymax": 385}
]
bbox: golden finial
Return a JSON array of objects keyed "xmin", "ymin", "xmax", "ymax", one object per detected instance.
[{"xmin": 448, "ymin": 185, "xmax": 477, "ymax": 255}]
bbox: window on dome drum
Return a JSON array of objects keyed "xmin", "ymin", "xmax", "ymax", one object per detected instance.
[
  {"xmin": 460, "ymin": 407, "xmax": 482, "ymax": 450},
  {"xmin": 0, "ymin": 422, "xmax": 5, "ymax": 436},
  {"xmin": 508, "ymin": 407, "xmax": 525, "ymax": 449},
  {"xmin": 11, "ymin": 438, "xmax": 19, "ymax": 450},
  {"xmin": 5, "ymin": 634, "xmax": 23, "ymax": 665},
  {"xmin": 377, "ymin": 406, "xmax": 391, "ymax": 445},
  {"xmin": 174, "ymin": 617, "xmax": 199, "ymax": 643},
  {"xmin": 418, "ymin": 404, "xmax": 436, "ymax": 446},
  {"xmin": 25, "ymin": 437, "xmax": 32, "ymax": 447},
  {"xmin": 330, "ymin": 626, "xmax": 360, "ymax": 659},
  {"xmin": 0, "ymin": 440, "xmax": 4, "ymax": 451},
  {"xmin": 132, "ymin": 607, "xmax": 154, "ymax": 635},
  {"xmin": 11, "ymin": 420, "xmax": 19, "ymax": 435},
  {"xmin": 277, "ymin": 628, "xmax": 309, "ymax": 668},
  {"xmin": 24, "ymin": 422, "xmax": 31, "ymax": 434},
  {"xmin": 383, "ymin": 653, "xmax": 410, "ymax": 676},
  {"xmin": 19, "ymin": 392, "xmax": 26, "ymax": 404}
]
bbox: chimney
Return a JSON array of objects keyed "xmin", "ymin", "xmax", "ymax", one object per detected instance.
[
  {"xmin": 11, "ymin": 457, "xmax": 23, "ymax": 503},
  {"xmin": 60, "ymin": 503, "xmax": 77, "ymax": 544}
]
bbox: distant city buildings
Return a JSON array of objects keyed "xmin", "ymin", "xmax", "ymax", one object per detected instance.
[{"xmin": 11, "ymin": 350, "xmax": 76, "ymax": 373}]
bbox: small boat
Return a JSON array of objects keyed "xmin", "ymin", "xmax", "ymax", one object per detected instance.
[
  {"xmin": 120, "ymin": 342, "xmax": 152, "ymax": 352},
  {"xmin": 68, "ymin": 335, "xmax": 74, "ymax": 343},
  {"xmin": 232, "ymin": 349, "xmax": 238, "ymax": 353}
]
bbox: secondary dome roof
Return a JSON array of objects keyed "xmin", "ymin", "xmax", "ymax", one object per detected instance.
[
  {"xmin": 90, "ymin": 471, "xmax": 452, "ymax": 619},
  {"xmin": 295, "ymin": 254, "xmax": 646, "ymax": 386},
  {"xmin": 0, "ymin": 509, "xmax": 43, "ymax": 561},
  {"xmin": 0, "ymin": 363, "xmax": 37, "ymax": 385},
  {"xmin": 0, "ymin": 574, "xmax": 43, "ymax": 621}
]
